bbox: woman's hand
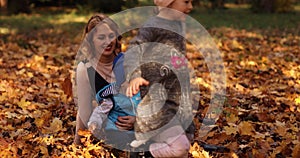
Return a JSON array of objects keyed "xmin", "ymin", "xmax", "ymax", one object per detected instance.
[
  {"xmin": 126, "ymin": 77, "xmax": 149, "ymax": 97},
  {"xmin": 115, "ymin": 116, "xmax": 136, "ymax": 130}
]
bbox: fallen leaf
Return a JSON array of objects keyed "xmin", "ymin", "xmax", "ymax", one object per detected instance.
[
  {"xmin": 292, "ymin": 142, "xmax": 300, "ymax": 158},
  {"xmin": 238, "ymin": 121, "xmax": 255, "ymax": 136},
  {"xmin": 45, "ymin": 117, "xmax": 63, "ymax": 134},
  {"xmin": 224, "ymin": 125, "xmax": 238, "ymax": 135}
]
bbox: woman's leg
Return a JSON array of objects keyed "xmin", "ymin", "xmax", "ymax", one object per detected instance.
[{"xmin": 74, "ymin": 112, "xmax": 86, "ymax": 144}]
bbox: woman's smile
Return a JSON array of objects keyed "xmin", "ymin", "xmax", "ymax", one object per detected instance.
[{"xmin": 104, "ymin": 43, "xmax": 113, "ymax": 52}]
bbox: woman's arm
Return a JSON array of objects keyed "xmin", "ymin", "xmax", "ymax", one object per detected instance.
[
  {"xmin": 76, "ymin": 62, "xmax": 93, "ymax": 128},
  {"xmin": 115, "ymin": 115, "xmax": 136, "ymax": 130}
]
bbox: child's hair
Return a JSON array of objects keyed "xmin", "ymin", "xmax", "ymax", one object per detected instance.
[
  {"xmin": 80, "ymin": 13, "xmax": 122, "ymax": 59},
  {"xmin": 154, "ymin": 0, "xmax": 175, "ymax": 8}
]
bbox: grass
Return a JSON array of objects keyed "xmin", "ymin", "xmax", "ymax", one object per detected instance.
[
  {"xmin": 0, "ymin": 3, "xmax": 300, "ymax": 38},
  {"xmin": 0, "ymin": 7, "xmax": 89, "ymax": 39},
  {"xmin": 190, "ymin": 3, "xmax": 300, "ymax": 31}
]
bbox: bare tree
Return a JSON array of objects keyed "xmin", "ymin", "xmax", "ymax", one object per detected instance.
[
  {"xmin": 0, "ymin": 0, "xmax": 7, "ymax": 8},
  {"xmin": 211, "ymin": 0, "xmax": 226, "ymax": 9},
  {"xmin": 0, "ymin": 0, "xmax": 7, "ymax": 14}
]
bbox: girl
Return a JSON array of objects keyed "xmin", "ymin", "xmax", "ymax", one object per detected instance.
[
  {"xmin": 74, "ymin": 14, "xmax": 135, "ymax": 145},
  {"xmin": 124, "ymin": 0, "xmax": 194, "ymax": 157}
]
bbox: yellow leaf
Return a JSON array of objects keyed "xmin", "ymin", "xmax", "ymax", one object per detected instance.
[
  {"xmin": 0, "ymin": 82, "xmax": 6, "ymax": 91},
  {"xmin": 16, "ymin": 68, "xmax": 26, "ymax": 75},
  {"xmin": 35, "ymin": 118, "xmax": 45, "ymax": 129},
  {"xmin": 247, "ymin": 60, "xmax": 256, "ymax": 66},
  {"xmin": 121, "ymin": 43, "xmax": 127, "ymax": 52},
  {"xmin": 261, "ymin": 56, "xmax": 269, "ymax": 63},
  {"xmin": 33, "ymin": 55, "xmax": 44, "ymax": 62},
  {"xmin": 26, "ymin": 87, "xmax": 34, "ymax": 93},
  {"xmin": 27, "ymin": 72, "xmax": 34, "ymax": 78},
  {"xmin": 295, "ymin": 97, "xmax": 300, "ymax": 105},
  {"xmin": 224, "ymin": 125, "xmax": 238, "ymax": 135},
  {"xmin": 0, "ymin": 95, "xmax": 5, "ymax": 102},
  {"xmin": 189, "ymin": 142, "xmax": 211, "ymax": 158},
  {"xmin": 42, "ymin": 73, "xmax": 51, "ymax": 79},
  {"xmin": 195, "ymin": 77, "xmax": 210, "ymax": 88},
  {"xmin": 45, "ymin": 117, "xmax": 63, "ymax": 133},
  {"xmin": 250, "ymin": 88, "xmax": 262, "ymax": 97},
  {"xmin": 39, "ymin": 146, "xmax": 49, "ymax": 156},
  {"xmin": 232, "ymin": 40, "xmax": 244, "ymax": 50},
  {"xmin": 235, "ymin": 83, "xmax": 246, "ymax": 92},
  {"xmin": 231, "ymin": 152, "xmax": 239, "ymax": 158},
  {"xmin": 191, "ymin": 150, "xmax": 210, "ymax": 158},
  {"xmin": 17, "ymin": 98, "xmax": 31, "ymax": 110},
  {"xmin": 78, "ymin": 129, "xmax": 92, "ymax": 137}
]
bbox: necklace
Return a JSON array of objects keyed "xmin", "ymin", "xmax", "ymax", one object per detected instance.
[
  {"xmin": 96, "ymin": 61, "xmax": 115, "ymax": 82},
  {"xmin": 90, "ymin": 54, "xmax": 116, "ymax": 82}
]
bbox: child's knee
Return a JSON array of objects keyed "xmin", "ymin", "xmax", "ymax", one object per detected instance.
[
  {"xmin": 150, "ymin": 134, "xmax": 190, "ymax": 157},
  {"xmin": 171, "ymin": 135, "xmax": 190, "ymax": 156}
]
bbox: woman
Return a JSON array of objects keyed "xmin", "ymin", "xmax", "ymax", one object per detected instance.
[{"xmin": 74, "ymin": 13, "xmax": 135, "ymax": 145}]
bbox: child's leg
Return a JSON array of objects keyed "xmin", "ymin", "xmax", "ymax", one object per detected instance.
[
  {"xmin": 147, "ymin": 125, "xmax": 190, "ymax": 157},
  {"xmin": 149, "ymin": 133, "xmax": 190, "ymax": 157},
  {"xmin": 88, "ymin": 99, "xmax": 112, "ymax": 130},
  {"xmin": 105, "ymin": 130, "xmax": 135, "ymax": 150}
]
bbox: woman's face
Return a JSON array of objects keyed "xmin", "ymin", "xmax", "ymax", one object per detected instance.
[{"xmin": 92, "ymin": 23, "xmax": 117, "ymax": 58}]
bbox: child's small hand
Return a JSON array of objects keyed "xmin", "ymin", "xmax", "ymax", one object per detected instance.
[{"xmin": 126, "ymin": 77, "xmax": 149, "ymax": 97}]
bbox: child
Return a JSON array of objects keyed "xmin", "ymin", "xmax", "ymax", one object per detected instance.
[
  {"xmin": 124, "ymin": 0, "xmax": 194, "ymax": 157},
  {"xmin": 88, "ymin": 52, "xmax": 142, "ymax": 150}
]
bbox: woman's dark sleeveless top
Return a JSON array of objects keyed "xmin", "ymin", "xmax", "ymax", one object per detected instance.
[{"xmin": 87, "ymin": 66, "xmax": 109, "ymax": 94}]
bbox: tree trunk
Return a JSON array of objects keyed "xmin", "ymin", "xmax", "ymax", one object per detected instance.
[
  {"xmin": 7, "ymin": 0, "xmax": 30, "ymax": 14},
  {"xmin": 0, "ymin": 0, "xmax": 7, "ymax": 8},
  {"xmin": 251, "ymin": 0, "xmax": 295, "ymax": 13},
  {"xmin": 0, "ymin": 0, "xmax": 7, "ymax": 14},
  {"xmin": 211, "ymin": 0, "xmax": 226, "ymax": 9},
  {"xmin": 192, "ymin": 0, "xmax": 201, "ymax": 7},
  {"xmin": 235, "ymin": 0, "xmax": 248, "ymax": 4}
]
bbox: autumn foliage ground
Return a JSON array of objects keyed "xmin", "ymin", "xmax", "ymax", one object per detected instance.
[{"xmin": 0, "ymin": 7, "xmax": 300, "ymax": 158}]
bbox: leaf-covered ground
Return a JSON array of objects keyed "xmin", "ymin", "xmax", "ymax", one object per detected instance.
[{"xmin": 0, "ymin": 25, "xmax": 299, "ymax": 157}]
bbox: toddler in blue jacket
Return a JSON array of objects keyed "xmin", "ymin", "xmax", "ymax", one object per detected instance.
[{"xmin": 88, "ymin": 53, "xmax": 141, "ymax": 149}]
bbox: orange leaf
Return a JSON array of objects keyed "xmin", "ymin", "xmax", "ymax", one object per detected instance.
[
  {"xmin": 226, "ymin": 114, "xmax": 239, "ymax": 124},
  {"xmin": 292, "ymin": 142, "xmax": 300, "ymax": 158},
  {"xmin": 61, "ymin": 74, "xmax": 73, "ymax": 98},
  {"xmin": 238, "ymin": 121, "xmax": 255, "ymax": 136}
]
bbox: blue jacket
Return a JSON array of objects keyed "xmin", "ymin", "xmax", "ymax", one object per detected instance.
[{"xmin": 96, "ymin": 53, "xmax": 140, "ymax": 132}]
